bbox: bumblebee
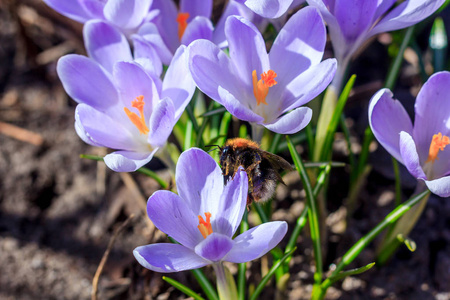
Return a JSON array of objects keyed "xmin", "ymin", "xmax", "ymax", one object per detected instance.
[{"xmin": 218, "ymin": 138, "xmax": 293, "ymax": 205}]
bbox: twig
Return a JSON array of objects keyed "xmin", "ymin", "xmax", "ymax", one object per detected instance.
[
  {"xmin": 91, "ymin": 214, "xmax": 135, "ymax": 300},
  {"xmin": 0, "ymin": 121, "xmax": 44, "ymax": 146}
]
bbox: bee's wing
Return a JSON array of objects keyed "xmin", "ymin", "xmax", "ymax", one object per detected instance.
[{"xmin": 261, "ymin": 151, "xmax": 293, "ymax": 183}]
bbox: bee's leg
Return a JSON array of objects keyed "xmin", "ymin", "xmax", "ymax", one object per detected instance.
[{"xmin": 246, "ymin": 152, "xmax": 262, "ymax": 172}]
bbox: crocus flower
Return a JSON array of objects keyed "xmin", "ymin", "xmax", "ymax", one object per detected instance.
[
  {"xmin": 149, "ymin": 0, "xmax": 214, "ymax": 54},
  {"xmin": 133, "ymin": 148, "xmax": 288, "ymax": 273},
  {"xmin": 369, "ymin": 71, "xmax": 450, "ymax": 197},
  {"xmin": 56, "ymin": 45, "xmax": 195, "ymax": 172},
  {"xmin": 83, "ymin": 19, "xmax": 167, "ymax": 80},
  {"xmin": 43, "ymin": 0, "xmax": 153, "ymax": 33},
  {"xmin": 188, "ymin": 7, "xmax": 337, "ymax": 138},
  {"xmin": 307, "ymin": 0, "xmax": 445, "ymax": 89}
]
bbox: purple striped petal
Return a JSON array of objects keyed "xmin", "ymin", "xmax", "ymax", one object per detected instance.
[
  {"xmin": 264, "ymin": 107, "xmax": 312, "ymax": 134},
  {"xmin": 181, "ymin": 16, "xmax": 214, "ymax": 46},
  {"xmin": 161, "ymin": 46, "xmax": 195, "ymax": 120},
  {"xmin": 43, "ymin": 0, "xmax": 90, "ymax": 23},
  {"xmin": 279, "ymin": 58, "xmax": 337, "ymax": 113},
  {"xmin": 75, "ymin": 104, "xmax": 136, "ymax": 150},
  {"xmin": 269, "ymin": 7, "xmax": 327, "ymax": 86},
  {"xmin": 150, "ymin": 0, "xmax": 179, "ymax": 53},
  {"xmin": 334, "ymin": 0, "xmax": 377, "ymax": 43},
  {"xmin": 83, "ymin": 20, "xmax": 133, "ymax": 73},
  {"xmin": 137, "ymin": 23, "xmax": 174, "ymax": 65},
  {"xmin": 369, "ymin": 89, "xmax": 413, "ymax": 163},
  {"xmin": 148, "ymin": 97, "xmax": 175, "ymax": 147},
  {"xmin": 134, "ymin": 243, "xmax": 209, "ymax": 273},
  {"xmin": 175, "ymin": 148, "xmax": 224, "ymax": 217},
  {"xmin": 103, "ymin": 0, "xmax": 152, "ymax": 30},
  {"xmin": 113, "ymin": 61, "xmax": 159, "ymax": 122},
  {"xmin": 214, "ymin": 168, "xmax": 248, "ymax": 237},
  {"xmin": 194, "ymin": 233, "xmax": 234, "ymax": 262},
  {"xmin": 147, "ymin": 190, "xmax": 203, "ymax": 249},
  {"xmin": 180, "ymin": 0, "xmax": 212, "ymax": 19},
  {"xmin": 243, "ymin": 0, "xmax": 294, "ymax": 19},
  {"xmin": 370, "ymin": 0, "xmax": 445, "ymax": 36},
  {"xmin": 425, "ymin": 176, "xmax": 450, "ymax": 198},
  {"xmin": 225, "ymin": 221, "xmax": 287, "ymax": 263},
  {"xmin": 104, "ymin": 149, "xmax": 157, "ymax": 172},
  {"xmin": 132, "ymin": 35, "xmax": 163, "ymax": 78},
  {"xmin": 57, "ymin": 55, "xmax": 119, "ymax": 110},
  {"xmin": 399, "ymin": 131, "xmax": 427, "ymax": 180},
  {"xmin": 226, "ymin": 15, "xmax": 269, "ymax": 89}
]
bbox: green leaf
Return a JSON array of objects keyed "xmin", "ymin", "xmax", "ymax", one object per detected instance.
[
  {"xmin": 286, "ymin": 136, "xmax": 323, "ymax": 287},
  {"xmin": 163, "ymin": 276, "xmax": 206, "ymax": 300},
  {"xmin": 191, "ymin": 269, "xmax": 220, "ymax": 300},
  {"xmin": 327, "ymin": 262, "xmax": 375, "ymax": 283},
  {"xmin": 249, "ymin": 247, "xmax": 297, "ymax": 300},
  {"xmin": 320, "ymin": 75, "xmax": 356, "ymax": 161}
]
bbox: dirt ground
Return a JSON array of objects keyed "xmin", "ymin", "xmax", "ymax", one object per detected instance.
[{"xmin": 0, "ymin": 1, "xmax": 449, "ymax": 299}]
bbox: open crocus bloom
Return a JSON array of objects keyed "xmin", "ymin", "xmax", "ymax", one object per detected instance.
[
  {"xmin": 188, "ymin": 7, "xmax": 337, "ymax": 135},
  {"xmin": 307, "ymin": 0, "xmax": 445, "ymax": 66},
  {"xmin": 134, "ymin": 148, "xmax": 288, "ymax": 272},
  {"xmin": 57, "ymin": 46, "xmax": 195, "ymax": 172},
  {"xmin": 43, "ymin": 0, "xmax": 153, "ymax": 33},
  {"xmin": 369, "ymin": 71, "xmax": 450, "ymax": 197}
]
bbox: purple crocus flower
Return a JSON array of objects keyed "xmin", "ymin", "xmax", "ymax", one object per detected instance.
[
  {"xmin": 43, "ymin": 0, "xmax": 153, "ymax": 33},
  {"xmin": 188, "ymin": 7, "xmax": 337, "ymax": 137},
  {"xmin": 307, "ymin": 0, "xmax": 445, "ymax": 89},
  {"xmin": 149, "ymin": 0, "xmax": 214, "ymax": 54},
  {"xmin": 57, "ymin": 45, "xmax": 195, "ymax": 172},
  {"xmin": 369, "ymin": 71, "xmax": 450, "ymax": 197},
  {"xmin": 133, "ymin": 148, "xmax": 288, "ymax": 272}
]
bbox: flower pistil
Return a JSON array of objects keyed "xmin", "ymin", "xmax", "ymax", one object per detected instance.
[
  {"xmin": 252, "ymin": 69, "xmax": 277, "ymax": 106},
  {"xmin": 124, "ymin": 95, "xmax": 149, "ymax": 135},
  {"xmin": 426, "ymin": 132, "xmax": 449, "ymax": 163},
  {"xmin": 197, "ymin": 212, "xmax": 213, "ymax": 238},
  {"xmin": 176, "ymin": 12, "xmax": 190, "ymax": 40}
]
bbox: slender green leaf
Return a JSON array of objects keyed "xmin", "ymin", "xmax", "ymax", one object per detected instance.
[
  {"xmin": 163, "ymin": 276, "xmax": 206, "ymax": 300},
  {"xmin": 191, "ymin": 269, "xmax": 219, "ymax": 300},
  {"xmin": 327, "ymin": 262, "xmax": 375, "ymax": 283},
  {"xmin": 286, "ymin": 136, "xmax": 322, "ymax": 288},
  {"xmin": 319, "ymin": 190, "xmax": 430, "ymax": 297},
  {"xmin": 320, "ymin": 75, "xmax": 356, "ymax": 161},
  {"xmin": 200, "ymin": 106, "xmax": 227, "ymax": 118},
  {"xmin": 249, "ymin": 247, "xmax": 297, "ymax": 300},
  {"xmin": 238, "ymin": 211, "xmax": 249, "ymax": 300}
]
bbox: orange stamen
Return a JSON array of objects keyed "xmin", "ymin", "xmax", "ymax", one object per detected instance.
[
  {"xmin": 197, "ymin": 212, "xmax": 213, "ymax": 239},
  {"xmin": 124, "ymin": 95, "xmax": 149, "ymax": 135},
  {"xmin": 176, "ymin": 12, "xmax": 190, "ymax": 40},
  {"xmin": 426, "ymin": 132, "xmax": 450, "ymax": 162},
  {"xmin": 252, "ymin": 69, "xmax": 277, "ymax": 106}
]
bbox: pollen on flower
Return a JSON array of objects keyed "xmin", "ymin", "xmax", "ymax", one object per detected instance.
[
  {"xmin": 252, "ymin": 69, "xmax": 278, "ymax": 106},
  {"xmin": 426, "ymin": 132, "xmax": 450, "ymax": 162},
  {"xmin": 124, "ymin": 95, "xmax": 150, "ymax": 135},
  {"xmin": 197, "ymin": 212, "xmax": 213, "ymax": 239},
  {"xmin": 176, "ymin": 12, "xmax": 190, "ymax": 41}
]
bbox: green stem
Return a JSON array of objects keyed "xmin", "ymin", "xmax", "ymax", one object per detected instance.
[
  {"xmin": 238, "ymin": 211, "xmax": 249, "ymax": 300},
  {"xmin": 213, "ymin": 262, "xmax": 238, "ymax": 300},
  {"xmin": 392, "ymin": 157, "xmax": 402, "ymax": 207},
  {"xmin": 316, "ymin": 190, "xmax": 430, "ymax": 299}
]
